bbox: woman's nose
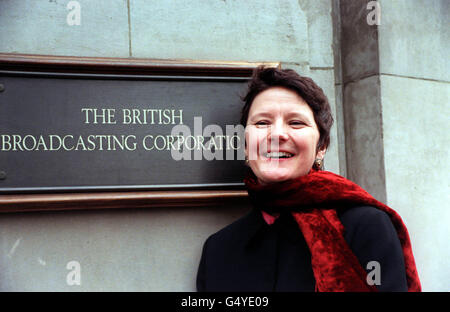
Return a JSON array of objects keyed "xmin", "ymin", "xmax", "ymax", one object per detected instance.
[{"xmin": 268, "ymin": 120, "xmax": 289, "ymax": 142}]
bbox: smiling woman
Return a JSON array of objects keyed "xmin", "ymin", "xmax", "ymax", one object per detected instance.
[
  {"xmin": 196, "ymin": 66, "xmax": 421, "ymax": 292},
  {"xmin": 245, "ymin": 87, "xmax": 324, "ymax": 183}
]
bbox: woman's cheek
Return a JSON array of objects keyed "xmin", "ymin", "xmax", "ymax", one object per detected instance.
[
  {"xmin": 246, "ymin": 129, "xmax": 266, "ymax": 161},
  {"xmin": 293, "ymin": 131, "xmax": 320, "ymax": 161}
]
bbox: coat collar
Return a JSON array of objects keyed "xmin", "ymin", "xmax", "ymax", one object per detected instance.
[
  {"xmin": 241, "ymin": 208, "xmax": 302, "ymax": 248},
  {"xmin": 238, "ymin": 208, "xmax": 269, "ymax": 248}
]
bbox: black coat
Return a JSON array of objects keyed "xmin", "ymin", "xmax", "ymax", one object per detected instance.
[{"xmin": 197, "ymin": 205, "xmax": 408, "ymax": 292}]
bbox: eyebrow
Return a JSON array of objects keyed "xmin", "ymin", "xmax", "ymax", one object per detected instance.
[
  {"xmin": 248, "ymin": 112, "xmax": 272, "ymax": 120},
  {"xmin": 284, "ymin": 111, "xmax": 312, "ymax": 120},
  {"xmin": 249, "ymin": 111, "xmax": 313, "ymax": 122}
]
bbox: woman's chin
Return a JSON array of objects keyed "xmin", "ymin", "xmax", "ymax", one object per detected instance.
[
  {"xmin": 257, "ymin": 170, "xmax": 292, "ymax": 185},
  {"xmin": 254, "ymin": 165, "xmax": 312, "ymax": 185}
]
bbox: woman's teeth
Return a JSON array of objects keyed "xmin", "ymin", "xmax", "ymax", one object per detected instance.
[{"xmin": 264, "ymin": 152, "xmax": 294, "ymax": 159}]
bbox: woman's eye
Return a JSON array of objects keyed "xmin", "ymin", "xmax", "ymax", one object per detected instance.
[
  {"xmin": 290, "ymin": 120, "xmax": 305, "ymax": 126},
  {"xmin": 255, "ymin": 121, "xmax": 270, "ymax": 127}
]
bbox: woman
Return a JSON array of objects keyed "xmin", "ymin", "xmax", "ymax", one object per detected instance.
[{"xmin": 196, "ymin": 66, "xmax": 421, "ymax": 292}]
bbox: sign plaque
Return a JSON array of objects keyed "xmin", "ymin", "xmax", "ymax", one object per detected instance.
[{"xmin": 0, "ymin": 56, "xmax": 266, "ymax": 194}]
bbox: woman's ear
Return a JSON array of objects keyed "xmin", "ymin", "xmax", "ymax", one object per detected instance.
[{"xmin": 316, "ymin": 147, "xmax": 326, "ymax": 160}]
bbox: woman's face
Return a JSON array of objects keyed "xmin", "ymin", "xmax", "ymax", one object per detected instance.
[{"xmin": 245, "ymin": 87, "xmax": 325, "ymax": 184}]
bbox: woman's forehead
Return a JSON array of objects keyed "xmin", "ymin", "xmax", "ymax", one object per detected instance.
[
  {"xmin": 249, "ymin": 89, "xmax": 313, "ymax": 118},
  {"xmin": 253, "ymin": 86, "xmax": 304, "ymax": 102}
]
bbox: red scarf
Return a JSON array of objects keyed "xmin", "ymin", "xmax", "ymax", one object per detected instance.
[{"xmin": 244, "ymin": 169, "xmax": 421, "ymax": 292}]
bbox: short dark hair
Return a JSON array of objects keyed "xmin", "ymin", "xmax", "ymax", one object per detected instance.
[{"xmin": 240, "ymin": 66, "xmax": 334, "ymax": 151}]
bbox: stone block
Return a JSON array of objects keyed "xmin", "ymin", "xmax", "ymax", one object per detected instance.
[
  {"xmin": 0, "ymin": 0, "xmax": 129, "ymax": 57},
  {"xmin": 130, "ymin": 0, "xmax": 309, "ymax": 62},
  {"xmin": 378, "ymin": 0, "xmax": 450, "ymax": 81},
  {"xmin": 299, "ymin": 0, "xmax": 334, "ymax": 68},
  {"xmin": 0, "ymin": 204, "xmax": 251, "ymax": 291},
  {"xmin": 380, "ymin": 74, "xmax": 450, "ymax": 291},
  {"xmin": 343, "ymin": 74, "xmax": 386, "ymax": 202},
  {"xmin": 308, "ymin": 69, "xmax": 340, "ymax": 175},
  {"xmin": 339, "ymin": 0, "xmax": 380, "ymax": 83}
]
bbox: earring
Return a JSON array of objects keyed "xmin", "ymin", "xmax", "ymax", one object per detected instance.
[
  {"xmin": 245, "ymin": 156, "xmax": 249, "ymax": 166},
  {"xmin": 313, "ymin": 158, "xmax": 323, "ymax": 170}
]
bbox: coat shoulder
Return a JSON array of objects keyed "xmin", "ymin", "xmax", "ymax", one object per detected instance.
[
  {"xmin": 206, "ymin": 209, "xmax": 263, "ymax": 247},
  {"xmin": 338, "ymin": 205, "xmax": 393, "ymax": 233}
]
